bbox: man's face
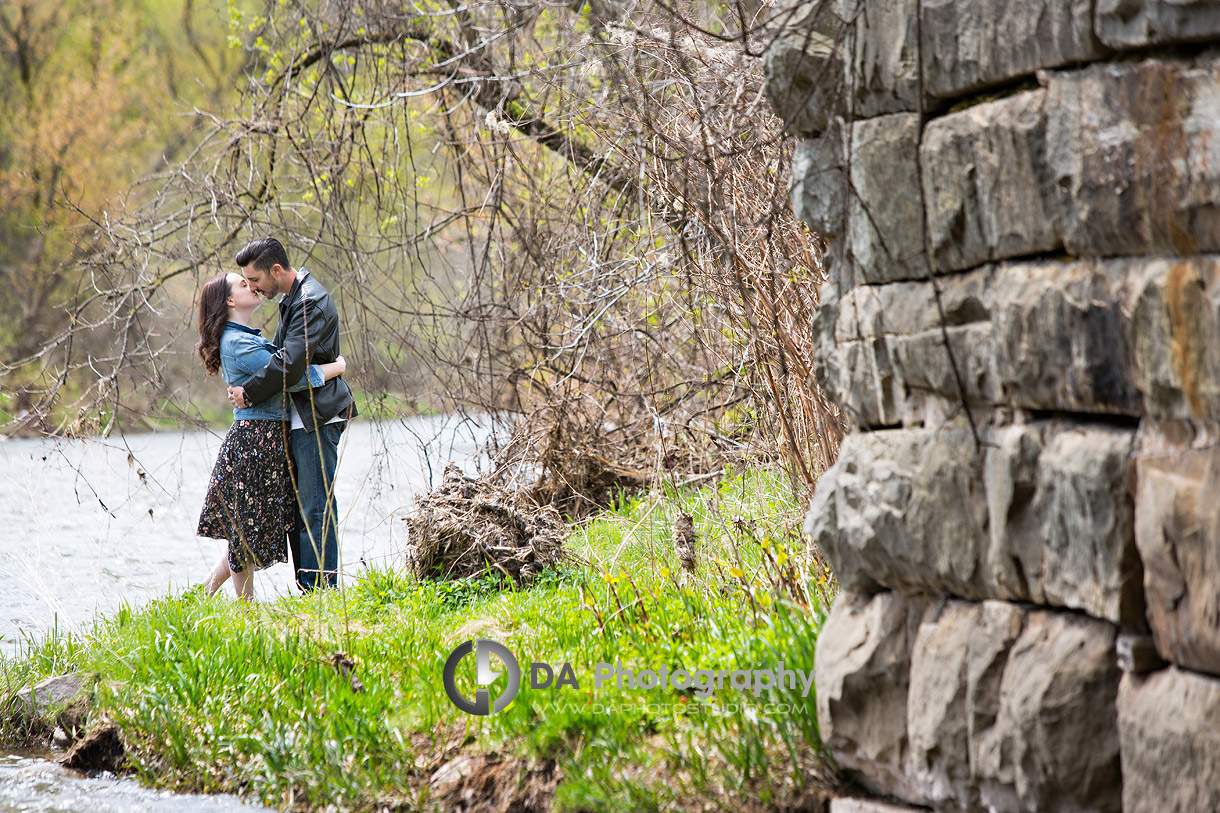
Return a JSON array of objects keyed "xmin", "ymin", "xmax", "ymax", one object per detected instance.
[{"xmin": 241, "ymin": 263, "xmax": 283, "ymax": 299}]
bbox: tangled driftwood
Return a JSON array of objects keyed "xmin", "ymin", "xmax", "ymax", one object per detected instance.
[
  {"xmin": 402, "ymin": 464, "xmax": 569, "ymax": 584},
  {"xmin": 494, "ymin": 407, "xmax": 654, "ymax": 518}
]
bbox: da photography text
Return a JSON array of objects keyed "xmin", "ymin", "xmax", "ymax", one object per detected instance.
[{"xmin": 443, "ymin": 638, "xmax": 814, "ymax": 716}]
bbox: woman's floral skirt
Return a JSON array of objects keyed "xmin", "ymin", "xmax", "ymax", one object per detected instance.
[{"xmin": 197, "ymin": 419, "xmax": 295, "ymax": 573}]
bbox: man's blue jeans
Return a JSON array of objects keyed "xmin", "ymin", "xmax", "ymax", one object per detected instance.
[{"xmin": 289, "ymin": 422, "xmax": 344, "ymax": 591}]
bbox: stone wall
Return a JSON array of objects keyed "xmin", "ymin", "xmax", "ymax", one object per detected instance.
[{"xmin": 766, "ymin": 2, "xmax": 1220, "ymax": 810}]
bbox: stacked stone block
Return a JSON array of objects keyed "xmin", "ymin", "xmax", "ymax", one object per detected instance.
[{"xmin": 765, "ymin": 1, "xmax": 1220, "ymax": 810}]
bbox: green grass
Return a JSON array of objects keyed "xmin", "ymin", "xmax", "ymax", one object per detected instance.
[{"xmin": 1, "ymin": 468, "xmax": 835, "ymax": 811}]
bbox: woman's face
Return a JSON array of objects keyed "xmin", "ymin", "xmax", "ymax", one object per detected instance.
[{"xmin": 226, "ymin": 272, "xmax": 261, "ymax": 310}]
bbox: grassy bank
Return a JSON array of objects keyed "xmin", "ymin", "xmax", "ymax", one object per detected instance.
[{"xmin": 1, "ymin": 469, "xmax": 835, "ymax": 811}]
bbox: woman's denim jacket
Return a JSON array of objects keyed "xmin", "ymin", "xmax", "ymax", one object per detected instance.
[{"xmin": 220, "ymin": 322, "xmax": 325, "ymax": 421}]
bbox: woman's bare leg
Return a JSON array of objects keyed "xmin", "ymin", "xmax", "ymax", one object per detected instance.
[
  {"xmin": 205, "ymin": 552, "xmax": 231, "ymax": 596},
  {"xmin": 231, "ymin": 566, "xmax": 255, "ymax": 601}
]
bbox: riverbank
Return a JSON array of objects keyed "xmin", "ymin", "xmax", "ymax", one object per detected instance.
[{"xmin": 2, "ymin": 469, "xmax": 835, "ymax": 811}]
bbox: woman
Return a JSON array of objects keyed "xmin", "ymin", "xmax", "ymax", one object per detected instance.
[{"xmin": 194, "ymin": 272, "xmax": 347, "ymax": 600}]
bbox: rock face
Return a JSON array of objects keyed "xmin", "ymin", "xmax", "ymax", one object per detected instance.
[
  {"xmin": 830, "ymin": 799, "xmax": 925, "ymax": 813},
  {"xmin": 819, "ymin": 593, "xmax": 1122, "ymax": 811},
  {"xmin": 970, "ymin": 609, "xmax": 1121, "ymax": 813},
  {"xmin": 824, "ymin": 255, "xmax": 1220, "ymax": 423},
  {"xmin": 1127, "ymin": 256, "xmax": 1220, "ymax": 419},
  {"xmin": 792, "ymin": 129, "xmax": 847, "ymax": 245},
  {"xmin": 816, "ymin": 590, "xmax": 928, "ymax": 801},
  {"xmin": 990, "ymin": 262, "xmax": 1139, "ymax": 415},
  {"xmin": 1118, "ymin": 667, "xmax": 1220, "ymax": 813},
  {"xmin": 11, "ymin": 673, "xmax": 85, "ymax": 713},
  {"xmin": 764, "ymin": 1, "xmax": 847, "ymax": 136},
  {"xmin": 920, "ymin": 0, "xmax": 1106, "ymax": 99},
  {"xmin": 845, "ymin": 0, "xmax": 921, "ymax": 119},
  {"xmin": 921, "ymin": 91, "xmax": 1059, "ymax": 273},
  {"xmin": 1048, "ymin": 58, "xmax": 1220, "ymax": 259},
  {"xmin": 814, "ymin": 428, "xmax": 988, "ymax": 600},
  {"xmin": 770, "ymin": 1, "xmax": 1220, "ymax": 809},
  {"xmin": 815, "ymin": 422, "xmax": 1141, "ymax": 624},
  {"xmin": 846, "ymin": 114, "xmax": 925, "ymax": 285},
  {"xmin": 985, "ymin": 423, "xmax": 1141, "ymax": 624},
  {"xmin": 1134, "ymin": 419, "xmax": 1220, "ymax": 674},
  {"xmin": 1096, "ymin": 0, "xmax": 1220, "ymax": 49}
]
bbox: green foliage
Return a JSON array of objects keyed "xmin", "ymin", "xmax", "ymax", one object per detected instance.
[
  {"xmin": 2, "ymin": 469, "xmax": 833, "ymax": 810},
  {"xmin": 0, "ymin": 0, "xmax": 254, "ymax": 432}
]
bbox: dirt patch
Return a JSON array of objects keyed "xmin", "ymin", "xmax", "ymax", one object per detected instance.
[
  {"xmin": 428, "ymin": 752, "xmax": 560, "ymax": 813},
  {"xmin": 408, "ymin": 723, "xmax": 471, "ymax": 774},
  {"xmin": 403, "ymin": 464, "xmax": 569, "ymax": 584},
  {"xmin": 53, "ymin": 695, "xmax": 90, "ymax": 747},
  {"xmin": 60, "ymin": 723, "xmax": 125, "ymax": 773}
]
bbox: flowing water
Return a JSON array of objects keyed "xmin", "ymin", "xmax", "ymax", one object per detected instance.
[
  {"xmin": 0, "ymin": 751, "xmax": 270, "ymax": 812},
  {"xmin": 0, "ymin": 414, "xmax": 493, "ymax": 810}
]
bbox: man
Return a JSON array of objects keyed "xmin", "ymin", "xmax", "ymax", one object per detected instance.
[{"xmin": 226, "ymin": 237, "xmax": 357, "ymax": 591}]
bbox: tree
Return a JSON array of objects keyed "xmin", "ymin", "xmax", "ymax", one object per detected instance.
[
  {"xmin": 0, "ymin": 0, "xmax": 247, "ymax": 431},
  {"xmin": 4, "ymin": 0, "xmax": 841, "ymax": 498}
]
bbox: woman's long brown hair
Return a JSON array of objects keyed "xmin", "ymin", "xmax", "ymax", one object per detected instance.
[{"xmin": 196, "ymin": 274, "xmax": 231, "ymax": 376}]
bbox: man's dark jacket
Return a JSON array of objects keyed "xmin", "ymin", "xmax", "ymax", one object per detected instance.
[{"xmin": 241, "ymin": 270, "xmax": 357, "ymax": 432}]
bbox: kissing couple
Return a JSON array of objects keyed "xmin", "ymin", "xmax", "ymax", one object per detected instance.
[{"xmin": 193, "ymin": 237, "xmax": 358, "ymax": 599}]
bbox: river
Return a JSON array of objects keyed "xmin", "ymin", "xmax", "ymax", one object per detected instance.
[{"xmin": 0, "ymin": 414, "xmax": 492, "ymax": 811}]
